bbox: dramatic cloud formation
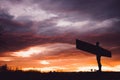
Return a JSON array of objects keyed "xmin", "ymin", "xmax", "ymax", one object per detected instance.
[{"xmin": 0, "ymin": 0, "xmax": 120, "ymax": 72}]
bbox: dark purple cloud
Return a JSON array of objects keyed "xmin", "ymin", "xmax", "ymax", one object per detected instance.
[
  {"xmin": 0, "ymin": 0, "xmax": 120, "ymax": 62},
  {"xmin": 0, "ymin": 8, "xmax": 13, "ymax": 20},
  {"xmin": 33, "ymin": 0, "xmax": 120, "ymax": 20}
]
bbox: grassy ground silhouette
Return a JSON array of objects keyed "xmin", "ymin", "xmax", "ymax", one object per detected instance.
[{"xmin": 0, "ymin": 70, "xmax": 120, "ymax": 80}]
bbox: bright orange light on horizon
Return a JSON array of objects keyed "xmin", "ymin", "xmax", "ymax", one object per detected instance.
[
  {"xmin": 21, "ymin": 65, "xmax": 120, "ymax": 72},
  {"xmin": 0, "ymin": 44, "xmax": 120, "ymax": 72}
]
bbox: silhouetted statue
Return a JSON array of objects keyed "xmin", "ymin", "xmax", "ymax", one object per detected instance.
[
  {"xmin": 96, "ymin": 42, "xmax": 102, "ymax": 72},
  {"xmin": 76, "ymin": 39, "xmax": 112, "ymax": 72}
]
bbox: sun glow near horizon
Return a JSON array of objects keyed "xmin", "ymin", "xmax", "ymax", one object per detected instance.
[
  {"xmin": 21, "ymin": 65, "xmax": 120, "ymax": 72},
  {"xmin": 1, "ymin": 44, "xmax": 119, "ymax": 72}
]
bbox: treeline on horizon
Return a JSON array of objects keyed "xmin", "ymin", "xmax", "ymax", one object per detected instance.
[
  {"xmin": 0, "ymin": 64, "xmax": 120, "ymax": 80},
  {"xmin": 0, "ymin": 64, "xmax": 120, "ymax": 73},
  {"xmin": 0, "ymin": 64, "xmax": 53, "ymax": 73},
  {"xmin": 0, "ymin": 64, "xmax": 79, "ymax": 73}
]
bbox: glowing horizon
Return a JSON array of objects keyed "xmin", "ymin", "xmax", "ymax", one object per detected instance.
[
  {"xmin": 17, "ymin": 65, "xmax": 120, "ymax": 72},
  {"xmin": 0, "ymin": 44, "xmax": 120, "ymax": 72}
]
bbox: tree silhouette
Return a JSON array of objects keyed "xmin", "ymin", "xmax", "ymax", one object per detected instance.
[{"xmin": 0, "ymin": 64, "xmax": 8, "ymax": 71}]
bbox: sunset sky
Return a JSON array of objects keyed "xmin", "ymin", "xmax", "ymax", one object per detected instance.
[{"xmin": 0, "ymin": 0, "xmax": 120, "ymax": 72}]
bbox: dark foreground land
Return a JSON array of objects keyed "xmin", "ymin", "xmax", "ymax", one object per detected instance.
[{"xmin": 0, "ymin": 71, "xmax": 120, "ymax": 80}]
